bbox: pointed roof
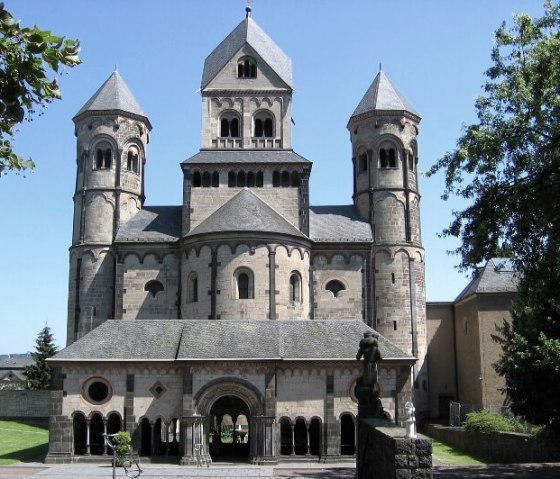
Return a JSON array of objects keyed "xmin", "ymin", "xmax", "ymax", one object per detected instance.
[
  {"xmin": 350, "ymin": 70, "xmax": 419, "ymax": 120},
  {"xmin": 74, "ymin": 71, "xmax": 150, "ymax": 127},
  {"xmin": 186, "ymin": 188, "xmax": 307, "ymax": 240},
  {"xmin": 455, "ymin": 258, "xmax": 519, "ymax": 302},
  {"xmin": 201, "ymin": 17, "xmax": 292, "ymax": 89}
]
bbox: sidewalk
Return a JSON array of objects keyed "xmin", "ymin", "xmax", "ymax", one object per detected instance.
[{"xmin": 1, "ymin": 461, "xmax": 560, "ymax": 479}]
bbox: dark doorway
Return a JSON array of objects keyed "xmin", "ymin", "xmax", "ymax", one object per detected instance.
[
  {"xmin": 340, "ymin": 414, "xmax": 355, "ymax": 455},
  {"xmin": 140, "ymin": 418, "xmax": 151, "ymax": 456},
  {"xmin": 89, "ymin": 413, "xmax": 104, "ymax": 455},
  {"xmin": 209, "ymin": 395, "xmax": 250, "ymax": 462},
  {"xmin": 309, "ymin": 418, "xmax": 321, "ymax": 456},
  {"xmin": 73, "ymin": 413, "xmax": 87, "ymax": 455}
]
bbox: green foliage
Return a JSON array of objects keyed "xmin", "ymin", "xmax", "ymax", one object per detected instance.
[
  {"xmin": 428, "ymin": 1, "xmax": 560, "ymax": 434},
  {"xmin": 427, "ymin": 0, "xmax": 560, "ymax": 273},
  {"xmin": 0, "ymin": 2, "xmax": 80, "ymax": 175},
  {"xmin": 24, "ymin": 325, "xmax": 58, "ymax": 390},
  {"xmin": 463, "ymin": 410, "xmax": 524, "ymax": 434},
  {"xmin": 111, "ymin": 431, "xmax": 132, "ymax": 465}
]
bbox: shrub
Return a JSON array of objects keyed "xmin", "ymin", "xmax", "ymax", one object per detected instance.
[
  {"xmin": 111, "ymin": 431, "xmax": 132, "ymax": 465},
  {"xmin": 463, "ymin": 410, "xmax": 524, "ymax": 434}
]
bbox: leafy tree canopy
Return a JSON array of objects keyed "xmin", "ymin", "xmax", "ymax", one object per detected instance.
[
  {"xmin": 428, "ymin": 0, "xmax": 560, "ymax": 273},
  {"xmin": 25, "ymin": 325, "xmax": 58, "ymax": 390},
  {"xmin": 429, "ymin": 1, "xmax": 560, "ymax": 432},
  {"xmin": 0, "ymin": 2, "xmax": 80, "ymax": 176}
]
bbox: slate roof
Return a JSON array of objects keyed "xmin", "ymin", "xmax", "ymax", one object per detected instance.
[
  {"xmin": 455, "ymin": 258, "xmax": 519, "ymax": 302},
  {"xmin": 201, "ymin": 17, "xmax": 292, "ymax": 90},
  {"xmin": 183, "ymin": 150, "xmax": 310, "ymax": 165},
  {"xmin": 0, "ymin": 354, "xmax": 33, "ymax": 369},
  {"xmin": 115, "ymin": 206, "xmax": 182, "ymax": 243},
  {"xmin": 186, "ymin": 189, "xmax": 307, "ymax": 240},
  {"xmin": 309, "ymin": 206, "xmax": 372, "ymax": 243},
  {"xmin": 350, "ymin": 70, "xmax": 419, "ymax": 120},
  {"xmin": 74, "ymin": 71, "xmax": 150, "ymax": 126},
  {"xmin": 51, "ymin": 320, "xmax": 413, "ymax": 362}
]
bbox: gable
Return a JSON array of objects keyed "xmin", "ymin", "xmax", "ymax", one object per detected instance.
[{"xmin": 205, "ymin": 44, "xmax": 291, "ymax": 91}]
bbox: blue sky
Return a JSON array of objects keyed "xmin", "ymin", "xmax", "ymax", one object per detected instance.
[{"xmin": 0, "ymin": 0, "xmax": 544, "ymax": 353}]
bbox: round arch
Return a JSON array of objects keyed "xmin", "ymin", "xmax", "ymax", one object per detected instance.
[{"xmin": 193, "ymin": 377, "xmax": 264, "ymax": 417}]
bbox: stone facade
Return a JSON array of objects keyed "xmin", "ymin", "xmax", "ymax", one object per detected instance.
[{"xmin": 50, "ymin": 12, "xmax": 428, "ymax": 465}]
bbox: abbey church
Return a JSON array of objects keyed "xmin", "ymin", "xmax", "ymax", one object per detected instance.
[{"xmin": 47, "ymin": 10, "xmax": 431, "ymax": 464}]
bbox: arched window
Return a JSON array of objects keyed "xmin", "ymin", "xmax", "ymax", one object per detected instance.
[
  {"xmin": 281, "ymin": 171, "xmax": 290, "ymax": 187},
  {"xmin": 235, "ymin": 268, "xmax": 254, "ymax": 299},
  {"xmin": 325, "ymin": 280, "xmax": 345, "ymax": 298},
  {"xmin": 256, "ymin": 171, "xmax": 264, "ymax": 187},
  {"xmin": 379, "ymin": 144, "xmax": 397, "ymax": 168},
  {"xmin": 144, "ymin": 280, "xmax": 164, "ymax": 298},
  {"xmin": 247, "ymin": 171, "xmax": 255, "ymax": 187},
  {"xmin": 202, "ymin": 171, "xmax": 211, "ymax": 187},
  {"xmin": 237, "ymin": 57, "xmax": 257, "ymax": 78},
  {"xmin": 228, "ymin": 171, "xmax": 236, "ymax": 187},
  {"xmin": 94, "ymin": 143, "xmax": 112, "ymax": 169},
  {"xmin": 126, "ymin": 147, "xmax": 139, "ymax": 173},
  {"xmin": 358, "ymin": 151, "xmax": 368, "ymax": 173},
  {"xmin": 289, "ymin": 272, "xmax": 302, "ymax": 303},
  {"xmin": 212, "ymin": 171, "xmax": 220, "ymax": 187},
  {"xmin": 188, "ymin": 273, "xmax": 198, "ymax": 303},
  {"xmin": 193, "ymin": 171, "xmax": 202, "ymax": 187},
  {"xmin": 279, "ymin": 418, "xmax": 293, "ymax": 455},
  {"xmin": 220, "ymin": 112, "xmax": 241, "ymax": 138},
  {"xmin": 253, "ymin": 112, "xmax": 274, "ymax": 138},
  {"xmin": 291, "ymin": 171, "xmax": 301, "ymax": 187},
  {"xmin": 236, "ymin": 171, "xmax": 246, "ymax": 187},
  {"xmin": 272, "ymin": 170, "xmax": 281, "ymax": 187}
]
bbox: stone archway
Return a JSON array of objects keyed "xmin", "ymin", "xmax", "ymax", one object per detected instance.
[
  {"xmin": 183, "ymin": 378, "xmax": 276, "ymax": 464},
  {"xmin": 209, "ymin": 395, "xmax": 251, "ymax": 461}
]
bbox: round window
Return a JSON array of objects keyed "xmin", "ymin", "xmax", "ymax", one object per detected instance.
[{"xmin": 83, "ymin": 377, "xmax": 112, "ymax": 405}]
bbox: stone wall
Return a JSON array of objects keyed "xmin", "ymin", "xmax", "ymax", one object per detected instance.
[
  {"xmin": 425, "ymin": 424, "xmax": 560, "ymax": 464},
  {"xmin": 0, "ymin": 390, "xmax": 50, "ymax": 421},
  {"xmin": 358, "ymin": 420, "xmax": 432, "ymax": 479}
]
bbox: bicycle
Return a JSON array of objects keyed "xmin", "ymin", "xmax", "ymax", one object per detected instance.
[{"xmin": 103, "ymin": 433, "xmax": 143, "ymax": 478}]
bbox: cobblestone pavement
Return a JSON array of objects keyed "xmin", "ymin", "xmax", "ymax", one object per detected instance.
[{"xmin": 1, "ymin": 463, "xmax": 559, "ymax": 479}]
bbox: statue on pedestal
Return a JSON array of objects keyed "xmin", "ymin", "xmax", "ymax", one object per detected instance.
[{"xmin": 355, "ymin": 331, "xmax": 385, "ymax": 419}]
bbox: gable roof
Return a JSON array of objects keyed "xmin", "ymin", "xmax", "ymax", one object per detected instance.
[
  {"xmin": 74, "ymin": 71, "xmax": 151, "ymax": 127},
  {"xmin": 51, "ymin": 319, "xmax": 413, "ymax": 362},
  {"xmin": 309, "ymin": 205, "xmax": 372, "ymax": 243},
  {"xmin": 115, "ymin": 206, "xmax": 182, "ymax": 243},
  {"xmin": 350, "ymin": 70, "xmax": 419, "ymax": 121},
  {"xmin": 201, "ymin": 17, "xmax": 292, "ymax": 89},
  {"xmin": 186, "ymin": 188, "xmax": 307, "ymax": 240},
  {"xmin": 455, "ymin": 258, "xmax": 519, "ymax": 302}
]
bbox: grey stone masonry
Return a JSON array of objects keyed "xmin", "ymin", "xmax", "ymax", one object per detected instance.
[{"xmin": 358, "ymin": 420, "xmax": 432, "ymax": 479}]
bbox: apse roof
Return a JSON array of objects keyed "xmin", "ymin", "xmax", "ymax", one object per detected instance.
[
  {"xmin": 51, "ymin": 320, "xmax": 413, "ymax": 362},
  {"xmin": 74, "ymin": 71, "xmax": 150, "ymax": 126},
  {"xmin": 309, "ymin": 205, "xmax": 372, "ymax": 243},
  {"xmin": 201, "ymin": 16, "xmax": 292, "ymax": 89},
  {"xmin": 350, "ymin": 70, "xmax": 419, "ymax": 120},
  {"xmin": 115, "ymin": 206, "xmax": 182, "ymax": 243},
  {"xmin": 185, "ymin": 188, "xmax": 307, "ymax": 240}
]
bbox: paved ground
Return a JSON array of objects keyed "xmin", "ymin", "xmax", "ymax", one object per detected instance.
[{"xmin": 1, "ymin": 462, "xmax": 560, "ymax": 479}]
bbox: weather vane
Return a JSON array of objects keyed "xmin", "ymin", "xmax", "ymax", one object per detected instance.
[{"xmin": 246, "ymin": 0, "xmax": 252, "ymax": 18}]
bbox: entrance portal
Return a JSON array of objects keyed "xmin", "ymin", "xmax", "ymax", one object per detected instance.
[{"xmin": 209, "ymin": 395, "xmax": 250, "ymax": 461}]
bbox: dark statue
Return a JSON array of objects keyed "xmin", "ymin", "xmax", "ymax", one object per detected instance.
[{"xmin": 355, "ymin": 331, "xmax": 385, "ymax": 419}]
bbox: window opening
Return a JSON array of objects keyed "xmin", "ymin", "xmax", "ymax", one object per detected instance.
[
  {"xmin": 145, "ymin": 280, "xmax": 164, "ymax": 298},
  {"xmin": 358, "ymin": 152, "xmax": 368, "ymax": 173},
  {"xmin": 228, "ymin": 171, "xmax": 236, "ymax": 187},
  {"xmin": 291, "ymin": 171, "xmax": 301, "ymax": 187},
  {"xmin": 202, "ymin": 171, "xmax": 211, "ymax": 187},
  {"xmin": 256, "ymin": 171, "xmax": 264, "ymax": 187},
  {"xmin": 264, "ymin": 118, "xmax": 273, "ymax": 137},
  {"xmin": 254, "ymin": 118, "xmax": 263, "ymax": 137},
  {"xmin": 273, "ymin": 171, "xmax": 281, "ymax": 187},
  {"xmin": 247, "ymin": 171, "xmax": 255, "ymax": 187},
  {"xmin": 325, "ymin": 280, "xmax": 345, "ymax": 297},
  {"xmin": 220, "ymin": 114, "xmax": 241, "ymax": 138},
  {"xmin": 95, "ymin": 147, "xmax": 112, "ymax": 169},
  {"xmin": 193, "ymin": 171, "xmax": 202, "ymax": 187},
  {"xmin": 281, "ymin": 171, "xmax": 290, "ymax": 187},
  {"xmin": 126, "ymin": 150, "xmax": 139, "ymax": 173},
  {"xmin": 238, "ymin": 273, "xmax": 249, "ymax": 299},
  {"xmin": 238, "ymin": 57, "xmax": 257, "ymax": 78},
  {"xmin": 212, "ymin": 171, "xmax": 219, "ymax": 187},
  {"xmin": 290, "ymin": 273, "xmax": 301, "ymax": 303},
  {"xmin": 236, "ymin": 171, "xmax": 246, "ymax": 187},
  {"xmin": 254, "ymin": 113, "xmax": 274, "ymax": 138},
  {"xmin": 379, "ymin": 147, "xmax": 397, "ymax": 168}
]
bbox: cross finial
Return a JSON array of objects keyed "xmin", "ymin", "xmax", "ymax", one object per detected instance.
[
  {"xmin": 379, "ymin": 62, "xmax": 382, "ymax": 72},
  {"xmin": 246, "ymin": 0, "xmax": 252, "ymax": 18}
]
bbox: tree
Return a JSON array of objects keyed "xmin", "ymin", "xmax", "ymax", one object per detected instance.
[
  {"xmin": 428, "ymin": 1, "xmax": 560, "ymax": 431},
  {"xmin": 0, "ymin": 2, "xmax": 80, "ymax": 175},
  {"xmin": 25, "ymin": 325, "xmax": 58, "ymax": 390}
]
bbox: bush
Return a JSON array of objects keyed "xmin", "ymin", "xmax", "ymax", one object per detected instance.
[
  {"xmin": 111, "ymin": 431, "xmax": 132, "ymax": 465},
  {"xmin": 463, "ymin": 410, "xmax": 524, "ymax": 434}
]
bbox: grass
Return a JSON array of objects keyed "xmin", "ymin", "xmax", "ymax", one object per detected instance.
[
  {"xmin": 431, "ymin": 438, "xmax": 486, "ymax": 466},
  {"xmin": 0, "ymin": 420, "xmax": 49, "ymax": 466}
]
